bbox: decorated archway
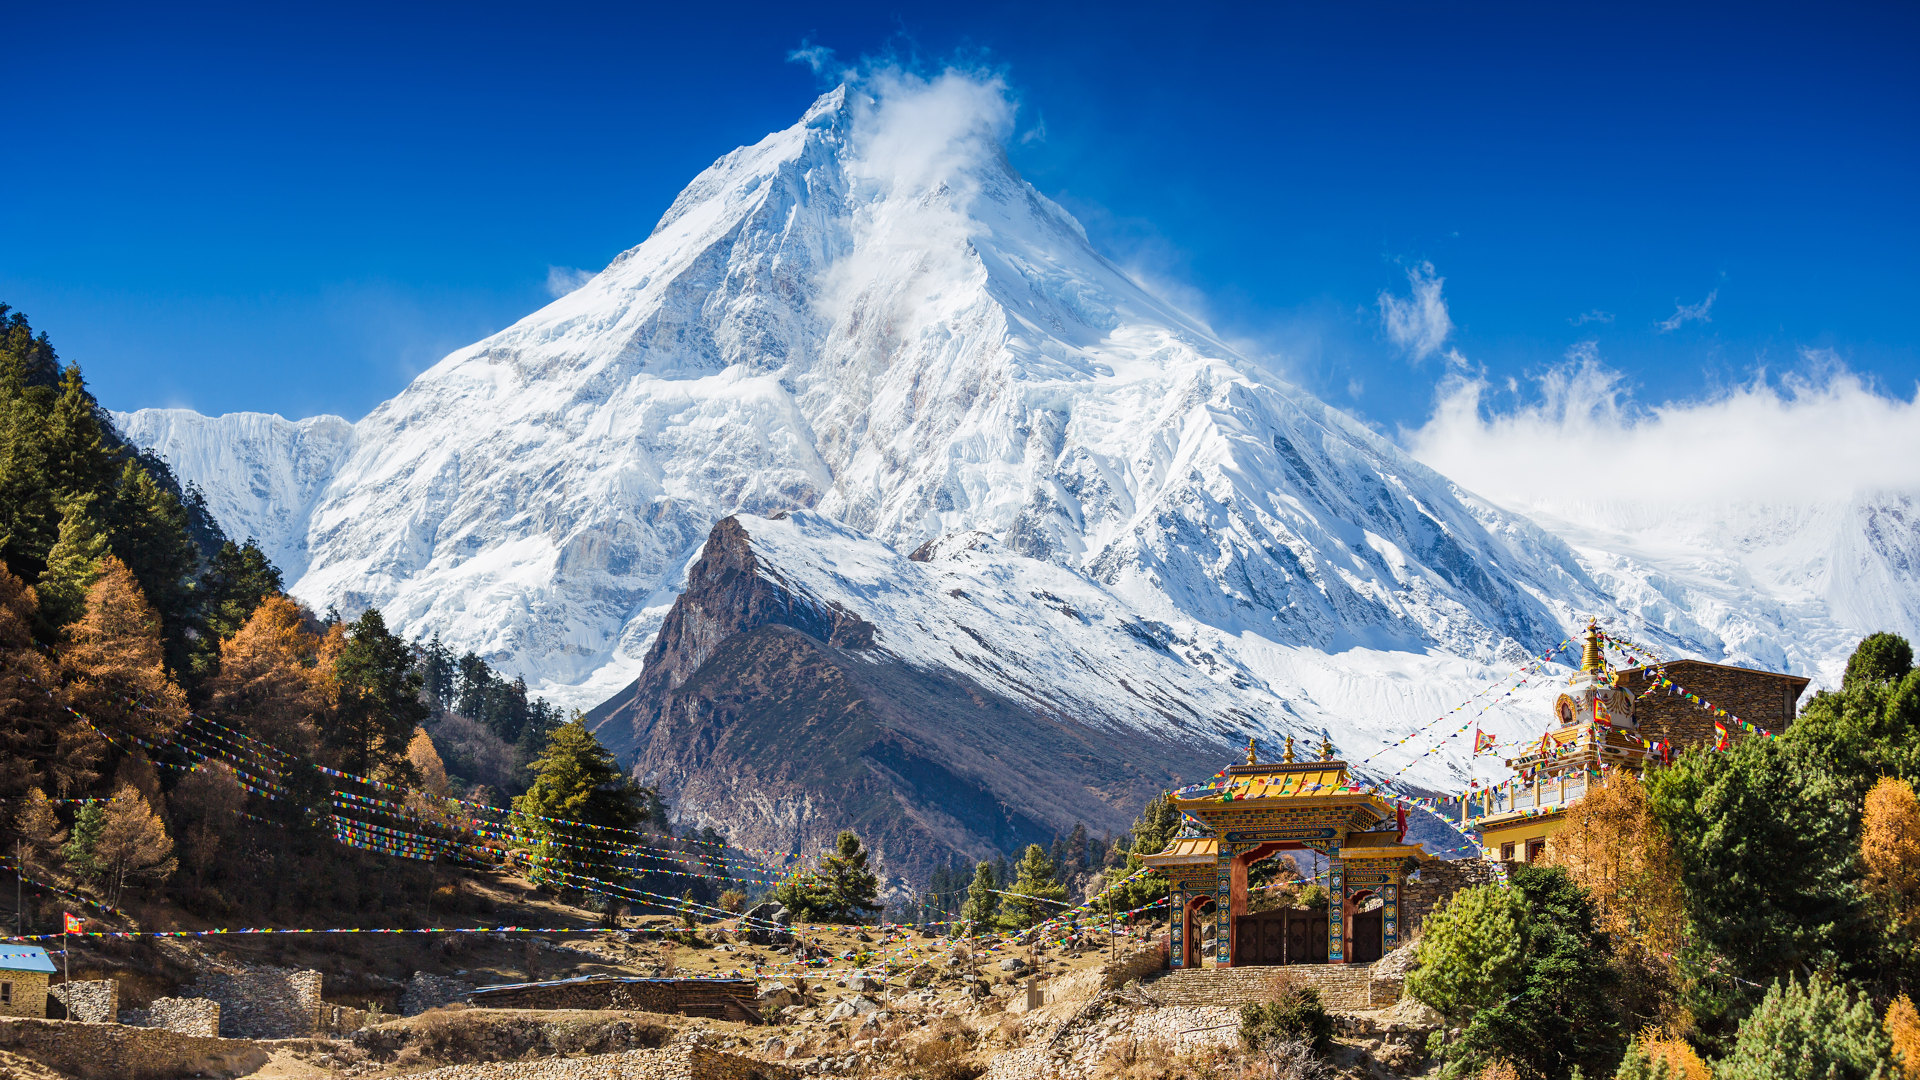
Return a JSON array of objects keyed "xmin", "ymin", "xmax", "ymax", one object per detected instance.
[{"xmin": 1145, "ymin": 738, "xmax": 1432, "ymax": 966}]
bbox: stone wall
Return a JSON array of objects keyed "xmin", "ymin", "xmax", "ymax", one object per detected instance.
[
  {"xmin": 0, "ymin": 1016, "xmax": 266, "ymax": 1080},
  {"xmin": 0, "ymin": 972, "xmax": 48, "ymax": 1019},
  {"xmin": 50, "ymin": 979, "xmax": 116, "ymax": 1022},
  {"xmin": 318, "ymin": 1003, "xmax": 372, "ymax": 1034},
  {"xmin": 400, "ymin": 971, "xmax": 475, "ymax": 1016},
  {"xmin": 122, "ymin": 997, "xmax": 221, "ymax": 1037},
  {"xmin": 467, "ymin": 977, "xmax": 761, "ymax": 1022},
  {"xmin": 1618, "ymin": 661, "xmax": 1804, "ymax": 751},
  {"xmin": 1400, "ymin": 857, "xmax": 1497, "ymax": 939},
  {"xmin": 1097, "ymin": 944, "xmax": 1168, "ymax": 989},
  {"xmin": 400, "ymin": 1044, "xmax": 798, "ymax": 1080},
  {"xmin": 191, "ymin": 966, "xmax": 321, "ymax": 1038},
  {"xmin": 1143, "ymin": 963, "xmax": 1398, "ymax": 1011}
]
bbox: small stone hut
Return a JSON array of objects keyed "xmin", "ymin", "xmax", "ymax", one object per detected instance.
[{"xmin": 0, "ymin": 946, "xmax": 54, "ymax": 1018}]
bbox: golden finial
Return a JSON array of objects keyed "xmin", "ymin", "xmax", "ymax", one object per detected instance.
[
  {"xmin": 1282, "ymin": 735, "xmax": 1295, "ymax": 763},
  {"xmin": 1319, "ymin": 735, "xmax": 1335, "ymax": 760},
  {"xmin": 1580, "ymin": 620, "xmax": 1605, "ymax": 675},
  {"xmin": 1246, "ymin": 737, "xmax": 1258, "ymax": 766}
]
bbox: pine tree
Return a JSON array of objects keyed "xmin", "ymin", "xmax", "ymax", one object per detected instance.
[
  {"xmin": 0, "ymin": 308, "xmax": 60, "ymax": 581},
  {"xmin": 1612, "ymin": 1039, "xmax": 1673, "ymax": 1080},
  {"xmin": 1716, "ymin": 974, "xmax": 1894, "ymax": 1080},
  {"xmin": 962, "ymin": 860, "xmax": 999, "ymax": 929},
  {"xmin": 63, "ymin": 801, "xmax": 104, "ymax": 883},
  {"xmin": 998, "ymin": 843, "xmax": 1067, "ymax": 931},
  {"xmin": 44, "ymin": 365, "xmax": 117, "ymax": 503},
  {"xmin": 772, "ymin": 830, "xmax": 883, "ymax": 925},
  {"xmin": 36, "ymin": 494, "xmax": 111, "ymax": 628},
  {"xmin": 511, "ymin": 719, "xmax": 650, "ymax": 926},
  {"xmin": 104, "ymin": 460, "xmax": 198, "ymax": 652},
  {"xmin": 1406, "ymin": 882, "xmax": 1526, "ymax": 1019},
  {"xmin": 59, "ymin": 557, "xmax": 187, "ymax": 745},
  {"xmin": 195, "ymin": 538, "xmax": 283, "ymax": 657},
  {"xmin": 327, "ymin": 609, "xmax": 428, "ymax": 777}
]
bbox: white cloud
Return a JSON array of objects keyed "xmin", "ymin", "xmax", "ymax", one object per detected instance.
[
  {"xmin": 1378, "ymin": 262, "xmax": 1454, "ymax": 363},
  {"xmin": 788, "ymin": 42, "xmax": 838, "ymax": 76},
  {"xmin": 1656, "ymin": 289, "xmax": 1717, "ymax": 332},
  {"xmin": 1405, "ymin": 346, "xmax": 1920, "ymax": 510},
  {"xmin": 1570, "ymin": 309, "xmax": 1614, "ymax": 326},
  {"xmin": 545, "ymin": 266, "xmax": 593, "ymax": 298}
]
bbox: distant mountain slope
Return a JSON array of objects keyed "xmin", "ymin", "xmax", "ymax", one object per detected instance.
[{"xmin": 587, "ymin": 512, "xmax": 1234, "ymax": 880}]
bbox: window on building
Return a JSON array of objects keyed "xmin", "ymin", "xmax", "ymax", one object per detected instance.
[
  {"xmin": 1, "ymin": 982, "xmax": 11, "ymax": 1004},
  {"xmin": 1526, "ymin": 838, "xmax": 1546, "ymax": 862},
  {"xmin": 1499, "ymin": 842, "xmax": 1515, "ymax": 861}
]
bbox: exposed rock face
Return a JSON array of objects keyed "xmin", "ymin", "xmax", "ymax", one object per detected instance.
[{"xmin": 590, "ymin": 514, "xmax": 1229, "ymax": 883}]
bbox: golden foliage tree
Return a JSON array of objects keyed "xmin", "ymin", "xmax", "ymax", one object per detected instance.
[
  {"xmin": 95, "ymin": 782, "xmax": 176, "ymax": 907},
  {"xmin": 1635, "ymin": 1028, "xmax": 1713, "ymax": 1080},
  {"xmin": 8, "ymin": 788, "xmax": 67, "ymax": 878},
  {"xmin": 58, "ymin": 557, "xmax": 185, "ymax": 744},
  {"xmin": 1544, "ymin": 770, "xmax": 1686, "ymax": 1026},
  {"xmin": 204, "ymin": 594, "xmax": 327, "ymax": 756},
  {"xmin": 408, "ymin": 727, "xmax": 450, "ymax": 797},
  {"xmin": 1889, "ymin": 995, "xmax": 1920, "ymax": 1080},
  {"xmin": 1862, "ymin": 777, "xmax": 1920, "ymax": 931},
  {"xmin": 0, "ymin": 568, "xmax": 101, "ymax": 796}
]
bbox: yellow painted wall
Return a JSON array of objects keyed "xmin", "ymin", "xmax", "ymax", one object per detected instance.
[
  {"xmin": 0, "ymin": 972, "xmax": 48, "ymax": 1018},
  {"xmin": 1479, "ymin": 816, "xmax": 1565, "ymax": 862}
]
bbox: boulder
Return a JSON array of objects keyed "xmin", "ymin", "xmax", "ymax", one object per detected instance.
[
  {"xmin": 997, "ymin": 957, "xmax": 1028, "ymax": 973},
  {"xmin": 741, "ymin": 902, "xmax": 794, "ymax": 946}
]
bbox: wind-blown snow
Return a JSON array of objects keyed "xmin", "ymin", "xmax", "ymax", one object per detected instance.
[{"xmin": 112, "ymin": 75, "xmax": 1903, "ymax": 791}]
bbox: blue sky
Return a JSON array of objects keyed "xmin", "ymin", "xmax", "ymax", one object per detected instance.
[{"xmin": 4, "ymin": 2, "xmax": 1915, "ymax": 436}]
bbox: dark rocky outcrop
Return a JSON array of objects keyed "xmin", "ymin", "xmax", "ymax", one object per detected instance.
[{"xmin": 585, "ymin": 517, "xmax": 1224, "ymax": 885}]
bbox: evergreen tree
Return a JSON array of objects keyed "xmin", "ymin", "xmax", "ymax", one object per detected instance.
[
  {"xmin": 0, "ymin": 307, "xmax": 60, "ymax": 581},
  {"xmin": 104, "ymin": 460, "xmax": 199, "ymax": 671},
  {"xmin": 998, "ymin": 843, "xmax": 1067, "ymax": 931},
  {"xmin": 1716, "ymin": 974, "xmax": 1894, "ymax": 1080},
  {"xmin": 1612, "ymin": 1039, "xmax": 1674, "ymax": 1080},
  {"xmin": 1407, "ymin": 882, "xmax": 1527, "ymax": 1018},
  {"xmin": 1443, "ymin": 866, "xmax": 1626, "ymax": 1080},
  {"xmin": 961, "ymin": 860, "xmax": 999, "ymax": 929},
  {"xmin": 326, "ymin": 609, "xmax": 428, "ymax": 776},
  {"xmin": 196, "ymin": 539, "xmax": 282, "ymax": 644},
  {"xmin": 1845, "ymin": 632, "xmax": 1914, "ymax": 692},
  {"xmin": 44, "ymin": 365, "xmax": 117, "ymax": 503},
  {"xmin": 511, "ymin": 719, "xmax": 650, "ymax": 926},
  {"xmin": 1108, "ymin": 790, "xmax": 1181, "ymax": 911},
  {"xmin": 772, "ymin": 830, "xmax": 882, "ymax": 924},
  {"xmin": 36, "ymin": 494, "xmax": 110, "ymax": 628},
  {"xmin": 62, "ymin": 801, "xmax": 104, "ymax": 883}
]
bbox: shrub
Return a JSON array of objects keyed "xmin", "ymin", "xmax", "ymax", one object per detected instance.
[
  {"xmin": 1239, "ymin": 983, "xmax": 1334, "ymax": 1055},
  {"xmin": 1715, "ymin": 973, "xmax": 1893, "ymax": 1080}
]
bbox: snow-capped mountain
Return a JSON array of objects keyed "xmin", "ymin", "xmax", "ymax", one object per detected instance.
[{"xmin": 112, "ymin": 80, "xmax": 1904, "ymax": 803}]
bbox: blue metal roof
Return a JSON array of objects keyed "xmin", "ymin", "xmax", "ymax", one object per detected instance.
[{"xmin": 0, "ymin": 947, "xmax": 55, "ymax": 974}]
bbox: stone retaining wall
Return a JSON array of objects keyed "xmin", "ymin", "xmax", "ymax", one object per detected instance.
[
  {"xmin": 192, "ymin": 966, "xmax": 322, "ymax": 1038},
  {"xmin": 1097, "ymin": 944, "xmax": 1168, "ymax": 989},
  {"xmin": 1400, "ymin": 857, "xmax": 1497, "ymax": 938},
  {"xmin": 401, "ymin": 1044, "xmax": 798, "ymax": 1080},
  {"xmin": 467, "ymin": 978, "xmax": 761, "ymax": 1022},
  {"xmin": 0, "ymin": 1017, "xmax": 266, "ymax": 1080},
  {"xmin": 50, "ymin": 980, "xmax": 117, "ymax": 1023},
  {"xmin": 401, "ymin": 971, "xmax": 475, "ymax": 1016},
  {"xmin": 1143, "ymin": 963, "xmax": 1400, "ymax": 1010},
  {"xmin": 122, "ymin": 997, "xmax": 221, "ymax": 1037}
]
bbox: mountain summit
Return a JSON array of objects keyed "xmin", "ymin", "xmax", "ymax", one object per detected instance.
[{"xmin": 116, "ymin": 79, "xmax": 1860, "ymax": 823}]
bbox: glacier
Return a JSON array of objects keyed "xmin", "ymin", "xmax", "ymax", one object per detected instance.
[{"xmin": 111, "ymin": 78, "xmax": 1914, "ymax": 793}]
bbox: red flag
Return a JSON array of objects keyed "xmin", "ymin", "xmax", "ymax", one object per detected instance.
[
  {"xmin": 63, "ymin": 912, "xmax": 82, "ymax": 935},
  {"xmin": 1473, "ymin": 729, "xmax": 1496, "ymax": 754}
]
